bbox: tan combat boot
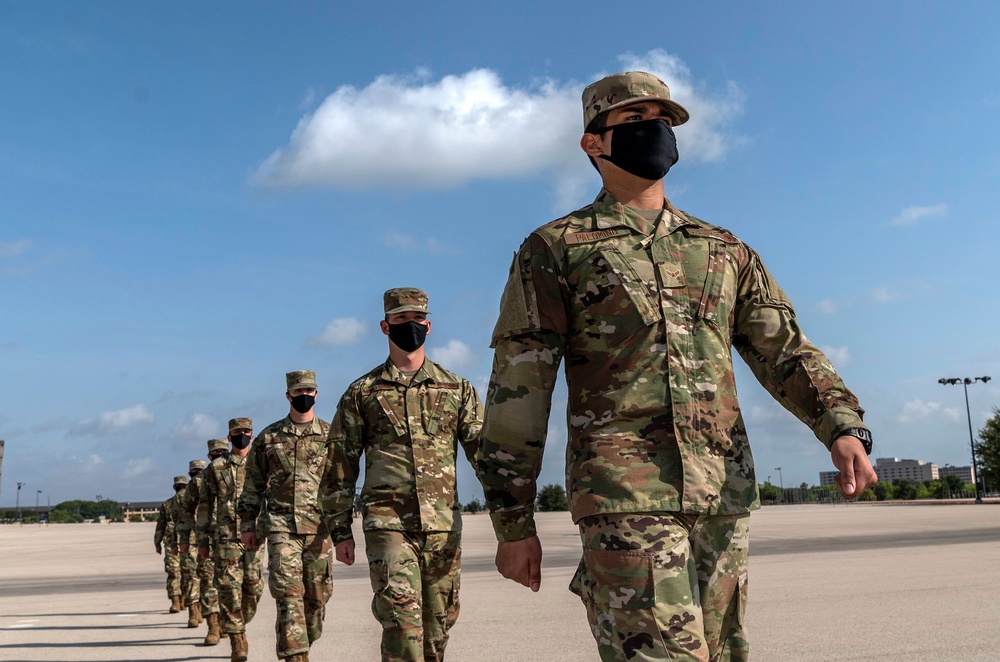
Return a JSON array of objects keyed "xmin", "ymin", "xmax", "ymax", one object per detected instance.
[
  {"xmin": 229, "ymin": 631, "xmax": 248, "ymax": 662},
  {"xmin": 187, "ymin": 602, "xmax": 202, "ymax": 628},
  {"xmin": 203, "ymin": 612, "xmax": 221, "ymax": 646},
  {"xmin": 169, "ymin": 596, "xmax": 181, "ymax": 613}
]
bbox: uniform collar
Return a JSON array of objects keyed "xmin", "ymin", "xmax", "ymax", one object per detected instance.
[
  {"xmin": 593, "ymin": 187, "xmax": 693, "ymax": 236},
  {"xmin": 280, "ymin": 415, "xmax": 324, "ymax": 435},
  {"xmin": 379, "ymin": 357, "xmax": 447, "ymax": 386}
]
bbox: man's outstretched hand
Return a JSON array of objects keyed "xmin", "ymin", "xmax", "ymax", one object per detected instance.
[{"xmin": 495, "ymin": 535, "xmax": 542, "ymax": 592}]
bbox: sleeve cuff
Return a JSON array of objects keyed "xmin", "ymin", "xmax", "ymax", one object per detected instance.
[
  {"xmin": 814, "ymin": 406, "xmax": 866, "ymax": 451},
  {"xmin": 489, "ymin": 505, "xmax": 537, "ymax": 542}
]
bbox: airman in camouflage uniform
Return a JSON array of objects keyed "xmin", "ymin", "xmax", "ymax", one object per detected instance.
[
  {"xmin": 187, "ymin": 438, "xmax": 232, "ymax": 646},
  {"xmin": 323, "ymin": 288, "xmax": 483, "ymax": 662},
  {"xmin": 478, "ymin": 71, "xmax": 878, "ymax": 661},
  {"xmin": 154, "ymin": 475, "xmax": 188, "ymax": 614},
  {"xmin": 176, "ymin": 459, "xmax": 207, "ymax": 627},
  {"xmin": 198, "ymin": 418, "xmax": 265, "ymax": 662},
  {"xmin": 239, "ymin": 371, "xmax": 333, "ymax": 662}
]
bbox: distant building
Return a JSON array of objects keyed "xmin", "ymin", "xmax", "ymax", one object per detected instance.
[
  {"xmin": 938, "ymin": 464, "xmax": 975, "ymax": 485},
  {"xmin": 819, "ymin": 470, "xmax": 839, "ymax": 487},
  {"xmin": 122, "ymin": 501, "xmax": 161, "ymax": 522},
  {"xmin": 874, "ymin": 457, "xmax": 938, "ymax": 483}
]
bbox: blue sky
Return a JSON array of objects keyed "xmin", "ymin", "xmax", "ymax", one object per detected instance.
[{"xmin": 2, "ymin": 1, "xmax": 999, "ymax": 507}]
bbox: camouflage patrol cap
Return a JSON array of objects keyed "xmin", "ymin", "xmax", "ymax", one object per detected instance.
[
  {"xmin": 173, "ymin": 475, "xmax": 189, "ymax": 487},
  {"xmin": 384, "ymin": 287, "xmax": 430, "ymax": 315},
  {"xmin": 207, "ymin": 438, "xmax": 229, "ymax": 453},
  {"xmin": 228, "ymin": 417, "xmax": 252, "ymax": 432},
  {"xmin": 286, "ymin": 370, "xmax": 317, "ymax": 391},
  {"xmin": 582, "ymin": 71, "xmax": 690, "ymax": 130},
  {"xmin": 188, "ymin": 459, "xmax": 206, "ymax": 472}
]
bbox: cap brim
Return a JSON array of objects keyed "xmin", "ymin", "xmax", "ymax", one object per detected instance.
[
  {"xmin": 384, "ymin": 306, "xmax": 431, "ymax": 315},
  {"xmin": 288, "ymin": 383, "xmax": 318, "ymax": 391},
  {"xmin": 601, "ymin": 97, "xmax": 689, "ymax": 126}
]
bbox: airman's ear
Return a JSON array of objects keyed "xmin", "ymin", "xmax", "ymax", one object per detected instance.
[{"xmin": 580, "ymin": 132, "xmax": 604, "ymax": 158}]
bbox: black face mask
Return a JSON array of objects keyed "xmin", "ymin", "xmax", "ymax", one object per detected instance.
[
  {"xmin": 230, "ymin": 433, "xmax": 252, "ymax": 450},
  {"xmin": 290, "ymin": 393, "xmax": 315, "ymax": 414},
  {"xmin": 188, "ymin": 470, "xmax": 201, "ymax": 479},
  {"xmin": 209, "ymin": 452, "xmax": 227, "ymax": 462},
  {"xmin": 597, "ymin": 118, "xmax": 679, "ymax": 181},
  {"xmin": 387, "ymin": 321, "xmax": 428, "ymax": 352},
  {"xmin": 174, "ymin": 485, "xmax": 185, "ymax": 493}
]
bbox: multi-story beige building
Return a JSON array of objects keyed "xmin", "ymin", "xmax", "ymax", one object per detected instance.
[
  {"xmin": 818, "ymin": 460, "xmax": 975, "ymax": 489},
  {"xmin": 873, "ymin": 457, "xmax": 938, "ymax": 483},
  {"xmin": 938, "ymin": 464, "xmax": 975, "ymax": 485}
]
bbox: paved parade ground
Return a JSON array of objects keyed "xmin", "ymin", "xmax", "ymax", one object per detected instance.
[{"xmin": 1, "ymin": 504, "xmax": 998, "ymax": 661}]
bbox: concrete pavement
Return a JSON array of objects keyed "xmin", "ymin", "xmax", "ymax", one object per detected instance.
[{"xmin": 0, "ymin": 504, "xmax": 998, "ymax": 661}]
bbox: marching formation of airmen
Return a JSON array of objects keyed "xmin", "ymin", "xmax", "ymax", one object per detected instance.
[
  {"xmin": 151, "ymin": 70, "xmax": 876, "ymax": 662},
  {"xmin": 153, "ymin": 288, "xmax": 479, "ymax": 662}
]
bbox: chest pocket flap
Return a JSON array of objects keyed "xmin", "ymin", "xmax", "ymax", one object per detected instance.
[
  {"xmin": 597, "ymin": 246, "xmax": 660, "ymax": 326},
  {"xmin": 375, "ymin": 391, "xmax": 408, "ymax": 438}
]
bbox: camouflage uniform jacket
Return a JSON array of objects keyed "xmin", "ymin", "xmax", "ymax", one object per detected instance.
[
  {"xmin": 322, "ymin": 358, "xmax": 483, "ymax": 544},
  {"xmin": 480, "ymin": 189, "xmax": 867, "ymax": 541},
  {"xmin": 238, "ymin": 416, "xmax": 331, "ymax": 535},
  {"xmin": 154, "ymin": 495, "xmax": 177, "ymax": 549},
  {"xmin": 168, "ymin": 492, "xmax": 185, "ymax": 546},
  {"xmin": 197, "ymin": 454, "xmax": 249, "ymax": 546},
  {"xmin": 175, "ymin": 476, "xmax": 205, "ymax": 546}
]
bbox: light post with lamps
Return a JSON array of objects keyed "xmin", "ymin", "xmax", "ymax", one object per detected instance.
[
  {"xmin": 938, "ymin": 376, "xmax": 991, "ymax": 504},
  {"xmin": 35, "ymin": 490, "xmax": 41, "ymax": 522},
  {"xmin": 16, "ymin": 482, "xmax": 24, "ymax": 523},
  {"xmin": 774, "ymin": 467, "xmax": 784, "ymax": 503}
]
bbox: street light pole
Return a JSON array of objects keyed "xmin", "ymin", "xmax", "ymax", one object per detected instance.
[
  {"xmin": 774, "ymin": 467, "xmax": 784, "ymax": 503},
  {"xmin": 939, "ymin": 376, "xmax": 992, "ymax": 504},
  {"xmin": 36, "ymin": 490, "xmax": 41, "ymax": 522},
  {"xmin": 16, "ymin": 482, "xmax": 24, "ymax": 524}
]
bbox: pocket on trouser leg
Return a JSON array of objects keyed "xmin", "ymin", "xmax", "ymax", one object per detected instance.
[
  {"xmin": 714, "ymin": 572, "xmax": 749, "ymax": 662},
  {"xmin": 573, "ymin": 548, "xmax": 706, "ymax": 662}
]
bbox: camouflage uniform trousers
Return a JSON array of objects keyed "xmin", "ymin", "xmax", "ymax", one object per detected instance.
[
  {"xmin": 267, "ymin": 531, "xmax": 333, "ymax": 659},
  {"xmin": 197, "ymin": 545, "xmax": 220, "ymax": 615},
  {"xmin": 569, "ymin": 512, "xmax": 750, "ymax": 662},
  {"xmin": 364, "ymin": 529, "xmax": 462, "ymax": 662},
  {"xmin": 215, "ymin": 540, "xmax": 265, "ymax": 634},
  {"xmin": 164, "ymin": 548, "xmax": 182, "ymax": 598},
  {"xmin": 181, "ymin": 547, "xmax": 199, "ymax": 604}
]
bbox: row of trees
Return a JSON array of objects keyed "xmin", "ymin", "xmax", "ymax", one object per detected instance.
[
  {"xmin": 12, "ymin": 408, "xmax": 1000, "ymax": 523},
  {"xmin": 758, "ymin": 473, "xmax": 976, "ymax": 504},
  {"xmin": 1, "ymin": 499, "xmax": 122, "ymax": 524},
  {"xmin": 461, "ymin": 484, "xmax": 570, "ymax": 514},
  {"xmin": 464, "ymin": 464, "xmax": 990, "ymax": 513},
  {"xmin": 975, "ymin": 407, "xmax": 1000, "ymax": 493}
]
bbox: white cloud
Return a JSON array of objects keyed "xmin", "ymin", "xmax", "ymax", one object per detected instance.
[
  {"xmin": 308, "ymin": 317, "xmax": 368, "ymax": 346},
  {"xmin": 889, "ymin": 203, "xmax": 948, "ymax": 226},
  {"xmin": 170, "ymin": 413, "xmax": 219, "ymax": 439},
  {"xmin": 820, "ymin": 345, "xmax": 850, "ymax": 367},
  {"xmin": 0, "ymin": 239, "xmax": 32, "ymax": 259},
  {"xmin": 896, "ymin": 399, "xmax": 961, "ymax": 424},
  {"xmin": 871, "ymin": 286, "xmax": 901, "ymax": 303},
  {"xmin": 815, "ymin": 299, "xmax": 838, "ymax": 315},
  {"xmin": 71, "ymin": 404, "xmax": 154, "ymax": 436},
  {"xmin": 384, "ymin": 230, "xmax": 418, "ymax": 251},
  {"xmin": 614, "ymin": 50, "xmax": 745, "ymax": 163},
  {"xmin": 254, "ymin": 50, "xmax": 744, "ymax": 193},
  {"xmin": 429, "ymin": 339, "xmax": 476, "ymax": 367},
  {"xmin": 122, "ymin": 457, "xmax": 155, "ymax": 479}
]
